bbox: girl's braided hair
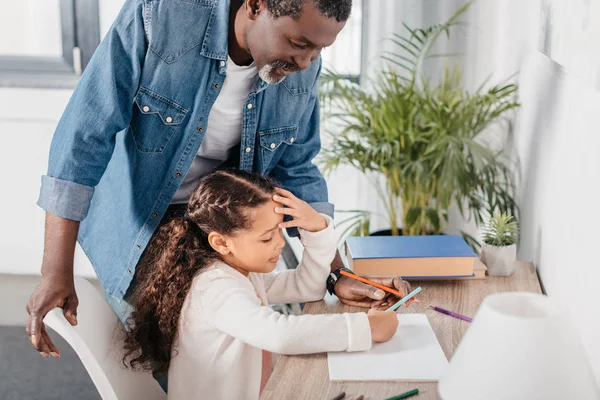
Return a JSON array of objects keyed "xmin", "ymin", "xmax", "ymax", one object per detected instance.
[{"xmin": 122, "ymin": 169, "xmax": 278, "ymax": 373}]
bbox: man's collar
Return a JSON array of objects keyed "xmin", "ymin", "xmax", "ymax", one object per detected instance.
[{"xmin": 199, "ymin": 0, "xmax": 230, "ymax": 61}]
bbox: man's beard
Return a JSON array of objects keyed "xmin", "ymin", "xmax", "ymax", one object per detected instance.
[{"xmin": 258, "ymin": 60, "xmax": 300, "ymax": 84}]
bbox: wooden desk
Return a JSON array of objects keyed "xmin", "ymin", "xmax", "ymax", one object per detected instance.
[{"xmin": 261, "ymin": 262, "xmax": 542, "ymax": 400}]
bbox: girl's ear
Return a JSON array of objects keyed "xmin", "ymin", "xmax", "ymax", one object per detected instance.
[{"xmin": 207, "ymin": 232, "xmax": 231, "ymax": 256}]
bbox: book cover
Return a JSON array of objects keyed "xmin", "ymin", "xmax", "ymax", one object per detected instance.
[{"xmin": 345, "ymin": 235, "xmax": 475, "ymax": 277}]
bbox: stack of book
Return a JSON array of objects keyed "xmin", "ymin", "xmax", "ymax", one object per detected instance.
[{"xmin": 345, "ymin": 235, "xmax": 486, "ymax": 280}]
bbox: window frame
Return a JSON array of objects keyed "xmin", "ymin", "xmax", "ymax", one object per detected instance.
[
  {"xmin": 0, "ymin": 0, "xmax": 100, "ymax": 89},
  {"xmin": 1, "ymin": 0, "xmax": 365, "ymax": 88}
]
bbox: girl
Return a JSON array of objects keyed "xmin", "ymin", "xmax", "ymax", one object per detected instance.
[{"xmin": 123, "ymin": 169, "xmax": 403, "ymax": 399}]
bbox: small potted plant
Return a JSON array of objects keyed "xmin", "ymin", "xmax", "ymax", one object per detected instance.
[{"xmin": 481, "ymin": 212, "xmax": 519, "ymax": 276}]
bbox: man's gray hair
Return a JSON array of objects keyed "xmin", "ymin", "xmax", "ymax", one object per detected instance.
[{"xmin": 264, "ymin": 0, "xmax": 352, "ymax": 22}]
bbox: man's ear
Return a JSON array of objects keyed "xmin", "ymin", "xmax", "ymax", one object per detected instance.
[
  {"xmin": 207, "ymin": 232, "xmax": 231, "ymax": 256},
  {"xmin": 245, "ymin": 0, "xmax": 265, "ymax": 21}
]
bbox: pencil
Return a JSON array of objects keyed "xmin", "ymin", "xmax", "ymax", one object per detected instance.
[
  {"xmin": 385, "ymin": 388, "xmax": 419, "ymax": 400},
  {"xmin": 339, "ymin": 269, "xmax": 403, "ymax": 297},
  {"xmin": 430, "ymin": 305, "xmax": 472, "ymax": 322},
  {"xmin": 386, "ymin": 287, "xmax": 422, "ymax": 312}
]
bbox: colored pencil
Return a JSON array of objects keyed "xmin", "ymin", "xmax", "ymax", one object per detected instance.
[
  {"xmin": 385, "ymin": 388, "xmax": 419, "ymax": 400},
  {"xmin": 430, "ymin": 305, "xmax": 472, "ymax": 322},
  {"xmin": 386, "ymin": 287, "xmax": 422, "ymax": 312},
  {"xmin": 340, "ymin": 269, "xmax": 403, "ymax": 297}
]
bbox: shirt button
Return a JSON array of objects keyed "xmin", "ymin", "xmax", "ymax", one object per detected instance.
[
  {"xmin": 142, "ymin": 106, "xmax": 150, "ymax": 112},
  {"xmin": 290, "ymin": 137, "xmax": 295, "ymax": 143},
  {"xmin": 247, "ymin": 103, "xmax": 253, "ymax": 109},
  {"xmin": 220, "ymin": 61, "xmax": 225, "ymax": 67},
  {"xmin": 128, "ymin": 269, "xmax": 132, "ymax": 274},
  {"xmin": 198, "ymin": 127, "xmax": 203, "ymax": 133},
  {"xmin": 136, "ymin": 244, "xmax": 141, "ymax": 249},
  {"xmin": 165, "ymin": 116, "xmax": 173, "ymax": 123},
  {"xmin": 245, "ymin": 147, "xmax": 251, "ymax": 153},
  {"xmin": 176, "ymin": 172, "xmax": 182, "ymax": 177},
  {"xmin": 270, "ymin": 143, "xmax": 276, "ymax": 149},
  {"xmin": 214, "ymin": 83, "xmax": 220, "ymax": 89},
  {"xmin": 153, "ymin": 211, "xmax": 158, "ymax": 217}
]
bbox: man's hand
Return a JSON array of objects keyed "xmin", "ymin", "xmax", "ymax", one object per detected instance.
[
  {"xmin": 26, "ymin": 271, "xmax": 79, "ymax": 358},
  {"xmin": 26, "ymin": 212, "xmax": 80, "ymax": 358},
  {"xmin": 334, "ymin": 275, "xmax": 412, "ymax": 309}
]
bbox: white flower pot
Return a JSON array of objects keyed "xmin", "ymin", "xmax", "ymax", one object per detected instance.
[{"xmin": 480, "ymin": 243, "xmax": 517, "ymax": 276}]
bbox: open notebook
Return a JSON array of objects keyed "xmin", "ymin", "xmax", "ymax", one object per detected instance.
[{"xmin": 328, "ymin": 314, "xmax": 448, "ymax": 381}]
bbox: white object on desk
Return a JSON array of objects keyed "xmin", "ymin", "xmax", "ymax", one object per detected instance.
[
  {"xmin": 438, "ymin": 292, "xmax": 600, "ymax": 400},
  {"xmin": 328, "ymin": 314, "xmax": 448, "ymax": 381}
]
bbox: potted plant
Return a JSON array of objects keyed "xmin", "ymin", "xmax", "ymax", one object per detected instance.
[
  {"xmin": 319, "ymin": 2, "xmax": 519, "ymax": 241},
  {"xmin": 480, "ymin": 212, "xmax": 518, "ymax": 276}
]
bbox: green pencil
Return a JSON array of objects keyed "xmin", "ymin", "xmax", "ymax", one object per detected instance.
[{"xmin": 385, "ymin": 388, "xmax": 419, "ymax": 400}]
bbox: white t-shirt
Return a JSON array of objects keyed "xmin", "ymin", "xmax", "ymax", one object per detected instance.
[
  {"xmin": 171, "ymin": 56, "xmax": 258, "ymax": 204},
  {"xmin": 167, "ymin": 216, "xmax": 372, "ymax": 400}
]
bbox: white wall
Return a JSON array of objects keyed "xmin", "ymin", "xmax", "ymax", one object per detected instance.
[
  {"xmin": 516, "ymin": 0, "xmax": 600, "ymax": 387},
  {"xmin": 517, "ymin": 52, "xmax": 600, "ymax": 388},
  {"xmin": 0, "ymin": 88, "xmax": 97, "ymax": 277}
]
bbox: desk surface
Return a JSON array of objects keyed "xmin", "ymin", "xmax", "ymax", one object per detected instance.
[{"xmin": 261, "ymin": 261, "xmax": 542, "ymax": 400}]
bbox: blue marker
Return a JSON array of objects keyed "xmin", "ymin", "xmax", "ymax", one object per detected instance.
[{"xmin": 386, "ymin": 287, "xmax": 422, "ymax": 312}]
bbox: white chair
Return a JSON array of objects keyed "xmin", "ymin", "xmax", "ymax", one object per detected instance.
[{"xmin": 44, "ymin": 277, "xmax": 166, "ymax": 400}]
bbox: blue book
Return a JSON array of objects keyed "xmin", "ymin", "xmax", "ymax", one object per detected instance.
[{"xmin": 345, "ymin": 235, "xmax": 476, "ymax": 279}]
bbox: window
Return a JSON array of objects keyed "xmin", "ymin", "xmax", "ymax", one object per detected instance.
[
  {"xmin": 0, "ymin": 0, "xmax": 100, "ymax": 89},
  {"xmin": 320, "ymin": 0, "xmax": 363, "ymax": 81},
  {"xmin": 1, "ymin": 0, "xmax": 364, "ymax": 88}
]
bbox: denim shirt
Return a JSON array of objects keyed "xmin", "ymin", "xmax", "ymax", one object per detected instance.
[{"xmin": 37, "ymin": 0, "xmax": 333, "ymax": 300}]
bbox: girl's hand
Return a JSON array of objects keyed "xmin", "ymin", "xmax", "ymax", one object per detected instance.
[
  {"xmin": 367, "ymin": 309, "xmax": 399, "ymax": 342},
  {"xmin": 272, "ymin": 187, "xmax": 327, "ymax": 233}
]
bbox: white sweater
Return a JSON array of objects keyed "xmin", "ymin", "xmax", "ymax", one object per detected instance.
[{"xmin": 167, "ymin": 217, "xmax": 372, "ymax": 400}]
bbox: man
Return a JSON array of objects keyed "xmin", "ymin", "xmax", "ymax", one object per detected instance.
[{"xmin": 26, "ymin": 0, "xmax": 409, "ymax": 361}]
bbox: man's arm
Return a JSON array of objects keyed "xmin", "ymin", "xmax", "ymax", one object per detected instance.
[
  {"xmin": 271, "ymin": 58, "xmax": 412, "ymax": 308},
  {"xmin": 27, "ymin": 0, "xmax": 148, "ymax": 356},
  {"xmin": 26, "ymin": 213, "xmax": 79, "ymax": 357}
]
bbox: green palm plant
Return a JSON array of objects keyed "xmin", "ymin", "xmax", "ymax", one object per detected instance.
[{"xmin": 319, "ymin": 2, "xmax": 519, "ymax": 237}]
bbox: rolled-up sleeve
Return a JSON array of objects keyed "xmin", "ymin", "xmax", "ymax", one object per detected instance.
[{"xmin": 37, "ymin": 176, "xmax": 95, "ymax": 221}]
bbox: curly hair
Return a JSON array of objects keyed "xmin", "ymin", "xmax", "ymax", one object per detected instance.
[
  {"xmin": 122, "ymin": 169, "xmax": 278, "ymax": 374},
  {"xmin": 264, "ymin": 0, "xmax": 352, "ymax": 22}
]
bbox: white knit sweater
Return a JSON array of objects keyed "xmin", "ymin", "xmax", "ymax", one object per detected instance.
[{"xmin": 167, "ymin": 216, "xmax": 372, "ymax": 400}]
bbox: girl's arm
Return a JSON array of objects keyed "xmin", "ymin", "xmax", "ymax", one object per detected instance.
[
  {"xmin": 195, "ymin": 270, "xmax": 371, "ymax": 354},
  {"xmin": 261, "ymin": 214, "xmax": 336, "ymax": 305}
]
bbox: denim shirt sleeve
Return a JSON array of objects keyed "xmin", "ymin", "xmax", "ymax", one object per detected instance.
[
  {"xmin": 269, "ymin": 59, "xmax": 335, "ymax": 236},
  {"xmin": 37, "ymin": 0, "xmax": 147, "ymax": 221}
]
